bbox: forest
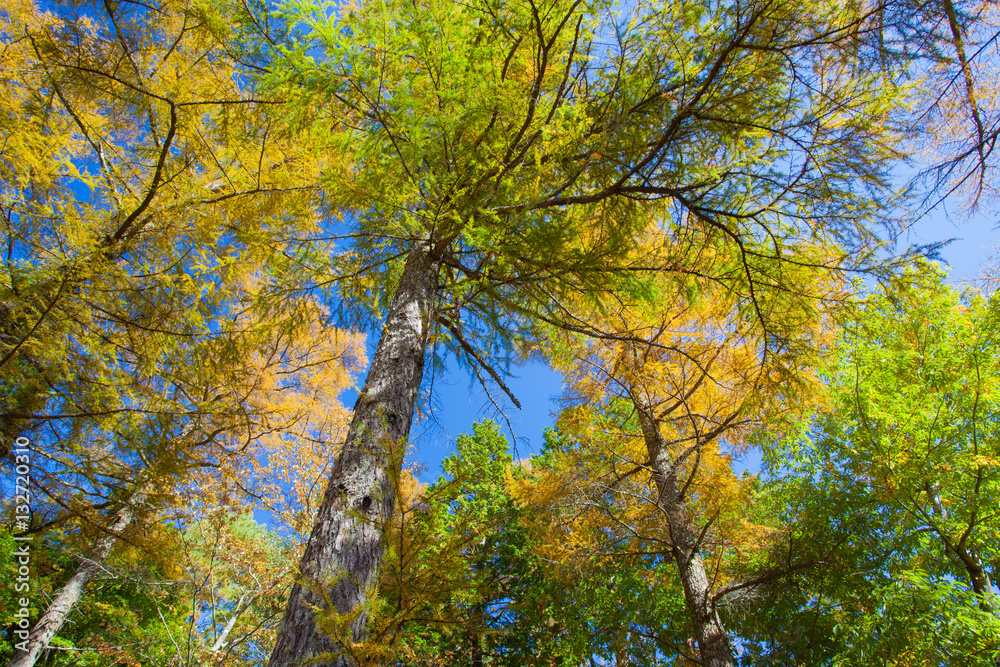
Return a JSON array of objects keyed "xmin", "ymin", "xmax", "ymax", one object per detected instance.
[{"xmin": 0, "ymin": 0, "xmax": 998, "ymax": 664}]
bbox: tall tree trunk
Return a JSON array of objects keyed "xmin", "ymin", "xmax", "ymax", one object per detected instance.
[
  {"xmin": 6, "ymin": 486, "xmax": 148, "ymax": 667},
  {"xmin": 269, "ymin": 242, "xmax": 441, "ymax": 667},
  {"xmin": 633, "ymin": 401, "xmax": 735, "ymax": 667}
]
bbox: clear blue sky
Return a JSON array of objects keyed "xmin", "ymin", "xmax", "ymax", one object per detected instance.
[
  {"xmin": 909, "ymin": 206, "xmax": 998, "ymax": 286},
  {"xmin": 411, "ymin": 356, "xmax": 564, "ymax": 482}
]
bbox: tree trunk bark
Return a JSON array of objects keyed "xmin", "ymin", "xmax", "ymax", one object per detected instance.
[
  {"xmin": 955, "ymin": 543, "xmax": 998, "ymax": 614},
  {"xmin": 633, "ymin": 401, "xmax": 734, "ymax": 667},
  {"xmin": 269, "ymin": 242, "xmax": 440, "ymax": 667},
  {"xmin": 211, "ymin": 591, "xmax": 252, "ymax": 655},
  {"xmin": 6, "ymin": 487, "xmax": 148, "ymax": 667}
]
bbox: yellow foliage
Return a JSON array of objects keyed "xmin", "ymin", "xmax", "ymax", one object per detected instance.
[{"xmin": 514, "ymin": 228, "xmax": 842, "ymax": 597}]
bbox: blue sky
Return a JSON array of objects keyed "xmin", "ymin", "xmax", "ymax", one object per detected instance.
[
  {"xmin": 411, "ymin": 355, "xmax": 564, "ymax": 481},
  {"xmin": 339, "ymin": 338, "xmax": 566, "ymax": 484},
  {"xmin": 909, "ymin": 207, "xmax": 998, "ymax": 286}
]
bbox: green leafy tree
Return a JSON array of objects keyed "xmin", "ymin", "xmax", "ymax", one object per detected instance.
[
  {"xmin": 371, "ymin": 421, "xmax": 563, "ymax": 666},
  {"xmin": 742, "ymin": 264, "xmax": 1000, "ymax": 665},
  {"xmin": 371, "ymin": 420, "xmax": 687, "ymax": 666}
]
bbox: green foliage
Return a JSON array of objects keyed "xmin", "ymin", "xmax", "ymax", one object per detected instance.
[
  {"xmin": 746, "ymin": 264, "xmax": 1000, "ymax": 665},
  {"xmin": 268, "ymin": 0, "xmax": 909, "ymax": 375},
  {"xmin": 1, "ymin": 0, "xmax": 995, "ymax": 663},
  {"xmin": 0, "ymin": 525, "xmax": 189, "ymax": 666},
  {"xmin": 0, "ymin": 509, "xmax": 294, "ymax": 666},
  {"xmin": 368, "ymin": 421, "xmax": 685, "ymax": 665},
  {"xmin": 374, "ymin": 421, "xmax": 571, "ymax": 665}
]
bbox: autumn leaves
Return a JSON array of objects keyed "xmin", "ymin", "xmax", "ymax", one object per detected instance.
[
  {"xmin": 2, "ymin": 0, "xmax": 999, "ymax": 664},
  {"xmin": 2, "ymin": 0, "xmax": 361, "ymax": 663}
]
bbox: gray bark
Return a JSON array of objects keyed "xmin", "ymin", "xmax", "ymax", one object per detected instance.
[
  {"xmin": 268, "ymin": 242, "xmax": 440, "ymax": 667},
  {"xmin": 6, "ymin": 486, "xmax": 148, "ymax": 667},
  {"xmin": 633, "ymin": 402, "xmax": 735, "ymax": 667}
]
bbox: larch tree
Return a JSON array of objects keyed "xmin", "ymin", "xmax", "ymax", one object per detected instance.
[
  {"xmin": 2, "ymin": 295, "xmax": 364, "ymax": 667},
  {"xmin": 0, "ymin": 0, "xmax": 324, "ymax": 447},
  {"xmin": 264, "ymin": 0, "xmax": 912, "ymax": 661},
  {"xmin": 797, "ymin": 0, "xmax": 1000, "ymax": 211},
  {"xmin": 887, "ymin": 0, "xmax": 1000, "ymax": 210},
  {"xmin": 534, "ymin": 259, "xmax": 832, "ymax": 666},
  {"xmin": 0, "ymin": 1, "xmax": 365, "ymax": 664}
]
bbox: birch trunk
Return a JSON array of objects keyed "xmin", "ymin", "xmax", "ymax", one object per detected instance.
[
  {"xmin": 269, "ymin": 242, "xmax": 440, "ymax": 667},
  {"xmin": 633, "ymin": 403, "xmax": 734, "ymax": 667},
  {"xmin": 210, "ymin": 591, "xmax": 252, "ymax": 655},
  {"xmin": 6, "ymin": 486, "xmax": 149, "ymax": 667}
]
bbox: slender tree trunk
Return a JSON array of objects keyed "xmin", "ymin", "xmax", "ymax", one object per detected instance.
[
  {"xmin": 6, "ymin": 486, "xmax": 148, "ymax": 667},
  {"xmin": 211, "ymin": 591, "xmax": 252, "ymax": 654},
  {"xmin": 269, "ymin": 241, "xmax": 441, "ymax": 667},
  {"xmin": 633, "ymin": 401, "xmax": 735, "ymax": 667}
]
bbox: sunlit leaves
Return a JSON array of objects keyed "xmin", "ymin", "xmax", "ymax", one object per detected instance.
[{"xmin": 756, "ymin": 263, "xmax": 1000, "ymax": 664}]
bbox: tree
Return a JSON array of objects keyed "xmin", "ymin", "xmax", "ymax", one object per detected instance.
[
  {"xmin": 363, "ymin": 421, "xmax": 580, "ymax": 665},
  {"xmin": 4, "ymin": 502, "xmax": 301, "ymax": 666},
  {"xmin": 1, "ymin": 2, "xmax": 369, "ymax": 661},
  {"xmin": 367, "ymin": 420, "xmax": 685, "ymax": 666},
  {"xmin": 5, "ymin": 483, "xmax": 153, "ymax": 667},
  {"xmin": 743, "ymin": 264, "xmax": 1000, "ymax": 664},
  {"xmin": 890, "ymin": 0, "xmax": 1000, "ymax": 210},
  {"xmin": 512, "ymin": 411, "xmax": 730, "ymax": 666},
  {"xmin": 265, "ymin": 0, "xmax": 909, "ymax": 659},
  {"xmin": 1, "ymin": 284, "xmax": 364, "ymax": 666},
  {"xmin": 533, "ymin": 262, "xmax": 830, "ymax": 666},
  {"xmin": 0, "ymin": 0, "xmax": 324, "ymax": 448}
]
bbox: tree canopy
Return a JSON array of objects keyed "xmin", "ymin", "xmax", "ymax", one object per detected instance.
[{"xmin": 2, "ymin": 0, "xmax": 999, "ymax": 665}]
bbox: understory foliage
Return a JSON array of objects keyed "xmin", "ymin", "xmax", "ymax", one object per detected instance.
[
  {"xmin": 2, "ymin": 510, "xmax": 296, "ymax": 666},
  {"xmin": 365, "ymin": 421, "xmax": 692, "ymax": 667},
  {"xmin": 1, "ymin": 0, "xmax": 998, "ymax": 664}
]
